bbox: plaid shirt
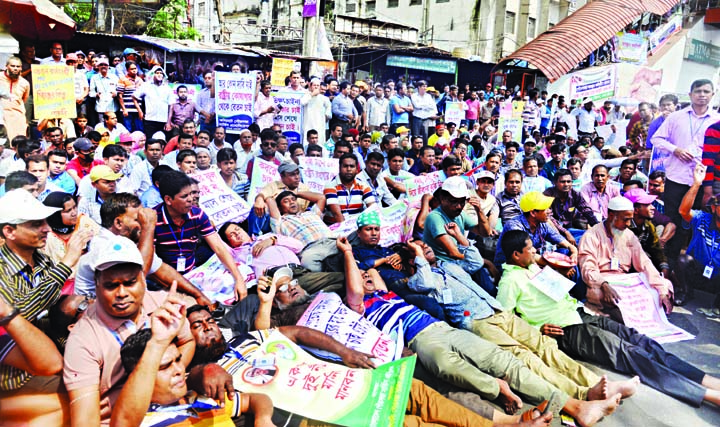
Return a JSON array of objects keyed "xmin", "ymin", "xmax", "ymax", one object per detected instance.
[
  {"xmin": 543, "ymin": 187, "xmax": 599, "ymax": 230},
  {"xmin": 270, "ymin": 211, "xmax": 332, "ymax": 247},
  {"xmin": 0, "ymin": 244, "xmax": 71, "ymax": 390}
]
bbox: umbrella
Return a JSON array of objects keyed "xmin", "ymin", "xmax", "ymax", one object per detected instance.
[{"xmin": 0, "ymin": 0, "xmax": 76, "ymax": 41}]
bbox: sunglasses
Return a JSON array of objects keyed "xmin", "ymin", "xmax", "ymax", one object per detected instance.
[
  {"xmin": 277, "ymin": 279, "xmax": 299, "ymax": 293},
  {"xmin": 261, "ymin": 141, "xmax": 277, "ymax": 148}
]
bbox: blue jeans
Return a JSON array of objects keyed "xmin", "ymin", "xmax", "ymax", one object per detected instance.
[{"xmin": 123, "ymin": 112, "xmax": 143, "ymax": 132}]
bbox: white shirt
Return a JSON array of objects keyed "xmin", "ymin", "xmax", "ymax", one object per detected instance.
[
  {"xmin": 571, "ymin": 108, "xmax": 600, "ymax": 133},
  {"xmin": 134, "ymin": 81, "xmax": 174, "ymax": 123},
  {"xmin": 410, "ymin": 92, "xmax": 437, "ymax": 120}
]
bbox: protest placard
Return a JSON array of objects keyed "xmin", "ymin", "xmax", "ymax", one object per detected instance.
[
  {"xmin": 248, "ymin": 157, "xmax": 281, "ymax": 203},
  {"xmin": 568, "ymin": 65, "xmax": 617, "ymax": 102},
  {"xmin": 299, "ymin": 156, "xmax": 338, "ymax": 194},
  {"xmin": 649, "ymin": 146, "xmax": 671, "ymax": 174},
  {"xmin": 530, "ymin": 266, "xmax": 577, "ymax": 302},
  {"xmin": 169, "ymin": 83, "xmax": 202, "ymax": 103},
  {"xmin": 444, "ymin": 102, "xmax": 465, "ymax": 125},
  {"xmin": 191, "ymin": 169, "xmax": 251, "ymax": 225},
  {"xmin": 606, "ymin": 273, "xmax": 694, "ymax": 344},
  {"xmin": 498, "ymin": 117, "xmax": 523, "ymax": 142},
  {"xmin": 32, "ymin": 65, "xmax": 75, "ymax": 120},
  {"xmin": 184, "ymin": 254, "xmax": 256, "ymax": 304},
  {"xmin": 328, "ymin": 203, "xmax": 410, "ymax": 246},
  {"xmin": 511, "ymin": 101, "xmax": 525, "ymax": 119},
  {"xmin": 595, "ymin": 119, "xmax": 628, "ymax": 148},
  {"xmin": 614, "ymin": 32, "xmax": 648, "ymax": 64},
  {"xmin": 222, "ymin": 329, "xmax": 415, "ymax": 427},
  {"xmin": 272, "ymin": 90, "xmax": 304, "ymax": 144},
  {"xmin": 499, "ymin": 101, "xmax": 513, "ymax": 118},
  {"xmin": 297, "ymin": 292, "xmax": 398, "ymax": 364},
  {"xmin": 215, "ymin": 72, "xmax": 256, "ymax": 133},
  {"xmin": 405, "ymin": 171, "xmax": 443, "ymax": 202},
  {"xmin": 270, "ymin": 58, "xmax": 296, "ymax": 87}
]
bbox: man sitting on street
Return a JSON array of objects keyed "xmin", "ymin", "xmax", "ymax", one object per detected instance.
[
  {"xmin": 323, "ymin": 153, "xmax": 376, "ymax": 224},
  {"xmin": 543, "ymin": 169, "xmax": 599, "ymax": 244}
]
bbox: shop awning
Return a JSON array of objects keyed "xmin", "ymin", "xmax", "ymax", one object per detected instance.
[{"xmin": 496, "ymin": 0, "xmax": 678, "ymax": 82}]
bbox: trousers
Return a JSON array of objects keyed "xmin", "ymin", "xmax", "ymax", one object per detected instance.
[
  {"xmin": 472, "ymin": 310, "xmax": 600, "ymax": 400},
  {"xmin": 559, "ymin": 309, "xmax": 706, "ymax": 406},
  {"xmin": 408, "ymin": 322, "xmax": 568, "ymax": 407}
]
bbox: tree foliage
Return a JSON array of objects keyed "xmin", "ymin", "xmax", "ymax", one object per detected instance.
[
  {"xmin": 145, "ymin": 0, "xmax": 200, "ymax": 40},
  {"xmin": 63, "ymin": 3, "xmax": 93, "ymax": 25}
]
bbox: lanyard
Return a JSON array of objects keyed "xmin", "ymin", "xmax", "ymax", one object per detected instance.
[
  {"xmin": 341, "ymin": 183, "xmax": 353, "ymax": 210},
  {"xmin": 689, "ymin": 113, "xmax": 709, "ymax": 142},
  {"xmin": 162, "ymin": 205, "xmax": 187, "ymax": 255},
  {"xmin": 18, "ymin": 268, "xmax": 41, "ymax": 288},
  {"xmin": 107, "ymin": 319, "xmax": 149, "ymax": 346}
]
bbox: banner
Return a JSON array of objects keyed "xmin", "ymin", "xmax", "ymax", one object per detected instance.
[
  {"xmin": 499, "ymin": 101, "xmax": 513, "ymax": 118},
  {"xmin": 511, "ymin": 101, "xmax": 525, "ymax": 119},
  {"xmin": 248, "ymin": 157, "xmax": 281, "ymax": 203},
  {"xmin": 595, "ymin": 119, "xmax": 628, "ymax": 148},
  {"xmin": 223, "ymin": 330, "xmax": 415, "ymax": 427},
  {"xmin": 498, "ymin": 117, "xmax": 523, "ymax": 142},
  {"xmin": 184, "ymin": 254, "xmax": 256, "ymax": 304},
  {"xmin": 297, "ymin": 292, "xmax": 398, "ymax": 364},
  {"xmin": 169, "ymin": 83, "xmax": 202, "ymax": 103},
  {"xmin": 215, "ymin": 72, "xmax": 256, "ymax": 134},
  {"xmin": 328, "ymin": 203, "xmax": 411, "ymax": 247},
  {"xmin": 648, "ymin": 14, "xmax": 682, "ymax": 54},
  {"xmin": 444, "ymin": 102, "xmax": 465, "ymax": 126},
  {"xmin": 271, "ymin": 58, "xmax": 296, "ymax": 87},
  {"xmin": 405, "ymin": 171, "xmax": 443, "ymax": 202},
  {"xmin": 302, "ymin": 0, "xmax": 318, "ymax": 17},
  {"xmin": 191, "ymin": 169, "xmax": 250, "ymax": 225},
  {"xmin": 606, "ymin": 273, "xmax": 694, "ymax": 344},
  {"xmin": 614, "ymin": 32, "xmax": 648, "ymax": 64},
  {"xmin": 299, "ymin": 156, "xmax": 338, "ymax": 194},
  {"xmin": 568, "ymin": 65, "xmax": 617, "ymax": 102},
  {"xmin": 272, "ymin": 90, "xmax": 304, "ymax": 144},
  {"xmin": 648, "ymin": 146, "xmax": 671, "ymax": 174},
  {"xmin": 32, "ymin": 65, "xmax": 75, "ymax": 120},
  {"xmin": 310, "ymin": 61, "xmax": 338, "ymax": 79}
]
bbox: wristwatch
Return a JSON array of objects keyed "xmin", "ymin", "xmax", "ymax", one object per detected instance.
[{"xmin": 0, "ymin": 307, "xmax": 20, "ymax": 327}]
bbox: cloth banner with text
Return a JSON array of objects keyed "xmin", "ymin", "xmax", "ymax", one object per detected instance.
[
  {"xmin": 215, "ymin": 72, "xmax": 256, "ymax": 134},
  {"xmin": 192, "ymin": 169, "xmax": 251, "ymax": 225},
  {"xmin": 32, "ymin": 65, "xmax": 76, "ymax": 120},
  {"xmin": 444, "ymin": 102, "xmax": 465, "ymax": 126},
  {"xmin": 298, "ymin": 156, "xmax": 339, "ymax": 194},
  {"xmin": 248, "ymin": 157, "xmax": 281, "ymax": 203},
  {"xmin": 222, "ymin": 329, "xmax": 415, "ymax": 427},
  {"xmin": 272, "ymin": 90, "xmax": 305, "ymax": 145},
  {"xmin": 328, "ymin": 202, "xmax": 411, "ymax": 247},
  {"xmin": 184, "ymin": 252, "xmax": 256, "ymax": 304},
  {"xmin": 270, "ymin": 58, "xmax": 296, "ymax": 87}
]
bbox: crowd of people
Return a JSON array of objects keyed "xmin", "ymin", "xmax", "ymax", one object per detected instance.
[{"xmin": 0, "ymin": 40, "xmax": 719, "ymax": 427}]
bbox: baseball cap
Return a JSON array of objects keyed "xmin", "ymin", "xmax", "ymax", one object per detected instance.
[
  {"xmin": 73, "ymin": 137, "xmax": 93, "ymax": 151},
  {"xmin": 152, "ymin": 131, "xmax": 167, "ymax": 141},
  {"xmin": 0, "ymin": 189, "xmax": 61, "ymax": 224},
  {"xmin": 118, "ymin": 133, "xmax": 133, "ymax": 144},
  {"xmin": 278, "ymin": 161, "xmax": 299, "ymax": 174},
  {"xmin": 65, "ymin": 53, "xmax": 78, "ymax": 62},
  {"xmin": 123, "ymin": 47, "xmax": 139, "ymax": 56},
  {"xmin": 500, "ymin": 85, "xmax": 507, "ymax": 90},
  {"xmin": 441, "ymin": 176, "xmax": 470, "ymax": 199},
  {"xmin": 395, "ymin": 126, "xmax": 410, "ymax": 134},
  {"xmin": 272, "ymin": 267, "xmax": 293, "ymax": 287},
  {"xmin": 608, "ymin": 196, "xmax": 634, "ymax": 212},
  {"xmin": 475, "ymin": 170, "xmax": 495, "ymax": 181},
  {"xmin": 97, "ymin": 57, "xmax": 109, "ymax": 66},
  {"xmin": 90, "ymin": 165, "xmax": 123, "ymax": 182},
  {"xmin": 520, "ymin": 192, "xmax": 554, "ymax": 213},
  {"xmin": 91, "ymin": 235, "xmax": 144, "ymax": 271},
  {"xmin": 624, "ymin": 188, "xmax": 657, "ymax": 205},
  {"xmin": 75, "ymin": 50, "xmax": 86, "ymax": 57},
  {"xmin": 524, "ymin": 139, "xmax": 537, "ymax": 146}
]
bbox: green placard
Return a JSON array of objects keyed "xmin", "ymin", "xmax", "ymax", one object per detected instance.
[{"xmin": 386, "ymin": 55, "xmax": 457, "ymax": 74}]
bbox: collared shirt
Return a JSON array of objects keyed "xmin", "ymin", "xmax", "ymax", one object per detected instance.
[
  {"xmin": 409, "ymin": 256, "xmax": 503, "ymax": 330},
  {"xmin": 499, "ymin": 159, "xmax": 521, "ymax": 176},
  {"xmin": 0, "ymin": 155, "xmax": 26, "ymax": 179},
  {"xmin": 330, "ymin": 92, "xmax": 357, "ymax": 122},
  {"xmin": 408, "ymin": 161, "xmax": 437, "ymax": 176},
  {"xmin": 233, "ymin": 235, "xmax": 303, "ymax": 278},
  {"xmin": 77, "ymin": 191, "xmax": 106, "ymax": 224},
  {"xmin": 74, "ymin": 69, "xmax": 89, "ymax": 100},
  {"xmin": 323, "ymin": 177, "xmax": 376, "ymax": 216},
  {"xmin": 89, "ymin": 73, "xmax": 120, "ymax": 113},
  {"xmin": 579, "ymin": 181, "xmax": 621, "ymax": 221},
  {"xmin": 389, "ymin": 95, "xmax": 411, "ymax": 124},
  {"xmin": 702, "ymin": 120, "xmax": 720, "ymax": 186},
  {"xmin": 651, "ymin": 106, "xmax": 720, "ymax": 185},
  {"xmin": 570, "ymin": 108, "xmax": 599, "ymax": 133},
  {"xmin": 411, "ymin": 92, "xmax": 438, "ymax": 120},
  {"xmin": 133, "ymin": 81, "xmax": 175, "ymax": 123},
  {"xmin": 365, "ymin": 96, "xmax": 389, "ymax": 127},
  {"xmin": 129, "ymin": 159, "xmax": 155, "ymax": 195},
  {"xmin": 0, "ymin": 245, "xmax": 72, "ymax": 390},
  {"xmin": 168, "ymin": 100, "xmax": 199, "ymax": 127},
  {"xmin": 494, "ymin": 215, "xmax": 566, "ymax": 266},
  {"xmin": 117, "ymin": 75, "xmax": 143, "ymax": 114},
  {"xmin": 496, "ymin": 191, "xmax": 522, "ymax": 222},
  {"xmin": 353, "ymin": 243, "xmax": 408, "ymax": 286},
  {"xmin": 356, "ymin": 169, "xmax": 397, "ymax": 206},
  {"xmin": 48, "ymin": 171, "xmax": 77, "ymax": 194},
  {"xmin": 208, "ymin": 141, "xmax": 232, "ymax": 164},
  {"xmin": 140, "ymin": 185, "xmax": 163, "ymax": 208},
  {"xmin": 153, "ymin": 204, "xmax": 215, "ymax": 273},
  {"xmin": 258, "ymin": 180, "xmax": 312, "ymax": 212},
  {"xmin": 63, "ymin": 290, "xmax": 194, "ymax": 422},
  {"xmin": 270, "ymin": 211, "xmax": 332, "ymax": 247},
  {"xmin": 543, "ymin": 187, "xmax": 599, "ymax": 230},
  {"xmin": 66, "ymin": 158, "xmax": 104, "ymax": 181},
  {"xmin": 522, "ymin": 175, "xmax": 552, "ymax": 194},
  {"xmin": 497, "ymin": 263, "xmax": 583, "ymax": 328},
  {"xmin": 254, "ymin": 91, "xmax": 277, "ymax": 130},
  {"xmin": 578, "ymin": 222, "xmax": 671, "ymax": 299},
  {"xmin": 196, "ymin": 87, "xmax": 215, "ymax": 116}
]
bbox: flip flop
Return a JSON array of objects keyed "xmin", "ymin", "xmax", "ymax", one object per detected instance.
[
  {"xmin": 520, "ymin": 390, "xmax": 564, "ymax": 422},
  {"xmin": 521, "ymin": 400, "xmax": 548, "ymax": 422}
]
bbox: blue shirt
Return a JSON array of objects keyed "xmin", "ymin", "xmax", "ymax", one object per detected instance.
[
  {"xmin": 153, "ymin": 204, "xmax": 216, "ymax": 273},
  {"xmin": 683, "ymin": 211, "xmax": 720, "ymax": 278},
  {"xmin": 141, "ymin": 185, "xmax": 163, "ymax": 208},
  {"xmin": 330, "ymin": 93, "xmax": 357, "ymax": 122},
  {"xmin": 48, "ymin": 171, "xmax": 77, "ymax": 194},
  {"xmin": 494, "ymin": 214, "xmax": 567, "ymax": 266},
  {"xmin": 363, "ymin": 290, "xmax": 439, "ymax": 342},
  {"xmin": 389, "ymin": 95, "xmax": 411, "ymax": 124},
  {"xmin": 423, "ymin": 207, "xmax": 478, "ymax": 262},
  {"xmin": 353, "ymin": 244, "xmax": 407, "ymax": 286},
  {"xmin": 645, "ymin": 115, "xmax": 666, "ymax": 149}
]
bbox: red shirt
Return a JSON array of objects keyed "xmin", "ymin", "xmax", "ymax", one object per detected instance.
[{"xmin": 66, "ymin": 158, "xmax": 103, "ymax": 180}]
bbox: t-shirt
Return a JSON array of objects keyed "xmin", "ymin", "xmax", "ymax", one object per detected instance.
[
  {"xmin": 66, "ymin": 158, "xmax": 104, "ymax": 180},
  {"xmin": 323, "ymin": 177, "xmax": 376, "ymax": 217},
  {"xmin": 422, "ymin": 207, "xmax": 478, "ymax": 261},
  {"xmin": 389, "ymin": 95, "xmax": 411, "ymax": 124},
  {"xmin": 153, "ymin": 204, "xmax": 215, "ymax": 273},
  {"xmin": 363, "ymin": 290, "xmax": 439, "ymax": 342},
  {"xmin": 683, "ymin": 211, "xmax": 720, "ymax": 280}
]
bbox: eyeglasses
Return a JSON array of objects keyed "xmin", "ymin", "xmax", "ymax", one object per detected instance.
[
  {"xmin": 276, "ymin": 279, "xmax": 299, "ymax": 293},
  {"xmin": 261, "ymin": 141, "xmax": 277, "ymax": 148}
]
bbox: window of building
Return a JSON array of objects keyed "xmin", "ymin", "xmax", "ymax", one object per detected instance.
[
  {"xmin": 505, "ymin": 11, "xmax": 516, "ymax": 34},
  {"xmin": 346, "ymin": 0, "xmax": 356, "ymax": 12},
  {"xmin": 528, "ymin": 17, "xmax": 536, "ymax": 37},
  {"xmin": 198, "ymin": 2, "xmax": 206, "ymax": 16},
  {"xmin": 410, "ymin": 0, "xmax": 422, "ymax": 4},
  {"xmin": 436, "ymin": 0, "xmax": 450, "ymax": 3},
  {"xmin": 366, "ymin": 0, "xmax": 376, "ymax": 11},
  {"xmin": 388, "ymin": 0, "xmax": 398, "ymax": 7}
]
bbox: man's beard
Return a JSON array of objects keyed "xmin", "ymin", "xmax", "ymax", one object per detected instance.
[
  {"xmin": 191, "ymin": 336, "xmax": 228, "ymax": 366},
  {"xmin": 276, "ymin": 293, "xmax": 311, "ymax": 311},
  {"xmin": 610, "ymin": 225, "xmax": 624, "ymax": 241}
]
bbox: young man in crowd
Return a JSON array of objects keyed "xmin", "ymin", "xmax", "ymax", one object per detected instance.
[
  {"xmin": 323, "ymin": 153, "xmax": 376, "ymax": 223},
  {"xmin": 47, "ymin": 149, "xmax": 76, "ymax": 194}
]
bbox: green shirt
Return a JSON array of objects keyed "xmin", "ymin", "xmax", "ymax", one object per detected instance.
[
  {"xmin": 422, "ymin": 206, "xmax": 478, "ymax": 261},
  {"xmin": 496, "ymin": 263, "xmax": 582, "ymax": 328}
]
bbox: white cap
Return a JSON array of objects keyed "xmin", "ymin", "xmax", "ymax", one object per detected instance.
[
  {"xmin": 0, "ymin": 189, "xmax": 60, "ymax": 224},
  {"xmin": 272, "ymin": 266, "xmax": 293, "ymax": 287},
  {"xmin": 152, "ymin": 131, "xmax": 166, "ymax": 141},
  {"xmin": 608, "ymin": 196, "xmax": 634, "ymax": 212},
  {"xmin": 441, "ymin": 176, "xmax": 470, "ymax": 199},
  {"xmin": 91, "ymin": 235, "xmax": 144, "ymax": 271}
]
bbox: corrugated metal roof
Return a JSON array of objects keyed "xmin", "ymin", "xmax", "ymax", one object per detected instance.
[{"xmin": 497, "ymin": 0, "xmax": 679, "ymax": 82}]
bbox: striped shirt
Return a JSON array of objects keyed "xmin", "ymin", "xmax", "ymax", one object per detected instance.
[
  {"xmin": 702, "ymin": 120, "xmax": 720, "ymax": 187},
  {"xmin": 0, "ymin": 244, "xmax": 72, "ymax": 390},
  {"xmin": 117, "ymin": 75, "xmax": 143, "ymax": 114},
  {"xmin": 153, "ymin": 204, "xmax": 215, "ymax": 274},
  {"xmin": 363, "ymin": 290, "xmax": 440, "ymax": 342},
  {"xmin": 270, "ymin": 211, "xmax": 332, "ymax": 247},
  {"xmin": 323, "ymin": 177, "xmax": 376, "ymax": 216}
]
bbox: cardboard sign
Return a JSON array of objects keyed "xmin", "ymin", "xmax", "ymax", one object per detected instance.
[
  {"xmin": 297, "ymin": 292, "xmax": 397, "ymax": 364},
  {"xmin": 221, "ymin": 330, "xmax": 415, "ymax": 427},
  {"xmin": 270, "ymin": 58, "xmax": 296, "ymax": 87},
  {"xmin": 498, "ymin": 118, "xmax": 523, "ymax": 143},
  {"xmin": 328, "ymin": 203, "xmax": 410, "ymax": 247},
  {"xmin": 405, "ymin": 171, "xmax": 443, "ymax": 202},
  {"xmin": 272, "ymin": 90, "xmax": 305, "ymax": 144},
  {"xmin": 32, "ymin": 65, "xmax": 76, "ymax": 120},
  {"xmin": 215, "ymin": 72, "xmax": 256, "ymax": 133},
  {"xmin": 299, "ymin": 156, "xmax": 338, "ymax": 194},
  {"xmin": 192, "ymin": 169, "xmax": 251, "ymax": 225},
  {"xmin": 184, "ymin": 254, "xmax": 256, "ymax": 304},
  {"xmin": 169, "ymin": 83, "xmax": 202, "ymax": 103},
  {"xmin": 444, "ymin": 102, "xmax": 465, "ymax": 125},
  {"xmin": 248, "ymin": 157, "xmax": 281, "ymax": 203}
]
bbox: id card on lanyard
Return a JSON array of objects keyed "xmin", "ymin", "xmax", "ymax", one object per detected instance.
[
  {"xmin": 705, "ymin": 231, "xmax": 718, "ymax": 279},
  {"xmin": 162, "ymin": 205, "xmax": 188, "ymax": 272}
]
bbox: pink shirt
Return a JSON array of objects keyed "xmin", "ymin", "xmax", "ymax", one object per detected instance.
[
  {"xmin": 650, "ymin": 106, "xmax": 720, "ymax": 186},
  {"xmin": 63, "ymin": 290, "xmax": 194, "ymax": 424},
  {"xmin": 231, "ymin": 234, "xmax": 304, "ymax": 278},
  {"xmin": 465, "ymin": 99, "xmax": 481, "ymax": 120},
  {"xmin": 579, "ymin": 181, "xmax": 621, "ymax": 221}
]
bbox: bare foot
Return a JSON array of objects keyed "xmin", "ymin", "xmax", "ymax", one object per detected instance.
[
  {"xmin": 586, "ymin": 375, "xmax": 608, "ymax": 401},
  {"xmin": 574, "ymin": 393, "xmax": 621, "ymax": 427},
  {"xmin": 496, "ymin": 378, "xmax": 524, "ymax": 414},
  {"xmin": 607, "ymin": 376, "xmax": 639, "ymax": 399}
]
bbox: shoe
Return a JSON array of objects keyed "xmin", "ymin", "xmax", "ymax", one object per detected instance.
[
  {"xmin": 674, "ymin": 288, "xmax": 693, "ymax": 306},
  {"xmin": 697, "ymin": 307, "xmax": 720, "ymax": 318}
]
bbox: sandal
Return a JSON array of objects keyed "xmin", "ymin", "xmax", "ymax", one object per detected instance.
[
  {"xmin": 521, "ymin": 400, "xmax": 548, "ymax": 422},
  {"xmin": 697, "ymin": 307, "xmax": 720, "ymax": 318},
  {"xmin": 521, "ymin": 390, "xmax": 564, "ymax": 421}
]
